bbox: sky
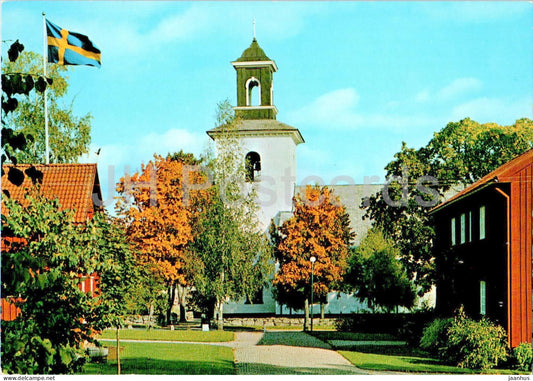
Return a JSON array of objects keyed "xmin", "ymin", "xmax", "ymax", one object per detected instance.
[{"xmin": 2, "ymin": 1, "xmax": 532, "ymax": 209}]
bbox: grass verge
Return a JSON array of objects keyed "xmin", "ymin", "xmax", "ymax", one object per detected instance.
[
  {"xmin": 81, "ymin": 342, "xmax": 235, "ymax": 375},
  {"xmin": 97, "ymin": 328, "xmax": 234, "ymax": 342},
  {"xmin": 339, "ymin": 350, "xmax": 529, "ymax": 375}
]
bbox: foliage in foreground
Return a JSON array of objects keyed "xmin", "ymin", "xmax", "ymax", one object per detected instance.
[
  {"xmin": 511, "ymin": 342, "xmax": 532, "ymax": 372},
  {"xmin": 2, "ymin": 49, "xmax": 91, "ymax": 164},
  {"xmin": 1, "ymin": 192, "xmax": 136, "ymax": 374},
  {"xmin": 420, "ymin": 308, "xmax": 508, "ymax": 370}
]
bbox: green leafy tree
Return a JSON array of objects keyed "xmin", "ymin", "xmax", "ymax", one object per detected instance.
[
  {"xmin": 364, "ymin": 118, "xmax": 533, "ymax": 295},
  {"xmin": 1, "ymin": 191, "xmax": 136, "ymax": 374},
  {"xmin": 345, "ymin": 227, "xmax": 415, "ymax": 312},
  {"xmin": 2, "ymin": 41, "xmax": 51, "ymax": 184},
  {"xmin": 2, "ymin": 49, "xmax": 91, "ymax": 164},
  {"xmin": 190, "ymin": 100, "xmax": 273, "ymax": 329}
]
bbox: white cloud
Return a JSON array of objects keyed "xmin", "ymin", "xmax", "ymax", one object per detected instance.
[
  {"xmin": 288, "ymin": 88, "xmax": 433, "ymax": 131},
  {"xmin": 415, "ymin": 90, "xmax": 430, "ymax": 103},
  {"xmin": 437, "ymin": 78, "xmax": 483, "ymax": 101},
  {"xmin": 415, "ymin": 78, "xmax": 482, "ymax": 104},
  {"xmin": 451, "ymin": 97, "xmax": 532, "ymax": 124}
]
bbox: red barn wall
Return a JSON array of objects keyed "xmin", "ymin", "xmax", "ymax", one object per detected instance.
[{"xmin": 509, "ymin": 163, "xmax": 532, "ymax": 347}]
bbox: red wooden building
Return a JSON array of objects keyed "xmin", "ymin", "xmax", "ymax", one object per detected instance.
[
  {"xmin": 430, "ymin": 149, "xmax": 532, "ymax": 347},
  {"xmin": 1, "ymin": 164, "xmax": 103, "ymax": 320}
]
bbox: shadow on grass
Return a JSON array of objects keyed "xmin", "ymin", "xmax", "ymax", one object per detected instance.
[
  {"xmin": 235, "ymin": 362, "xmax": 365, "ymax": 375},
  {"xmin": 335, "ymin": 345, "xmax": 427, "ymax": 357},
  {"xmin": 221, "ymin": 326, "xmax": 262, "ymax": 332},
  {"xmin": 256, "ymin": 331, "xmax": 331, "ymax": 349},
  {"xmin": 310, "ymin": 331, "xmax": 399, "ymax": 342},
  {"xmin": 82, "ymin": 358, "xmax": 235, "ymax": 375}
]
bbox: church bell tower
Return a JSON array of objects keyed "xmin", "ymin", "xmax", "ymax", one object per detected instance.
[
  {"xmin": 207, "ymin": 38, "xmax": 304, "ymax": 232},
  {"xmin": 232, "ymin": 38, "xmax": 278, "ymax": 120}
]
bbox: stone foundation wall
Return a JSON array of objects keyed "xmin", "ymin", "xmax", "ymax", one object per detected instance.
[{"xmin": 223, "ymin": 317, "xmax": 337, "ymax": 328}]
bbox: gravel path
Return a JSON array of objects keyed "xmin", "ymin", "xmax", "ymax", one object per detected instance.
[{"xmin": 233, "ymin": 332, "xmax": 368, "ymax": 375}]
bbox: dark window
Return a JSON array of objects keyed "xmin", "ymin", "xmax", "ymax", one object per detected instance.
[{"xmin": 245, "ymin": 151, "xmax": 261, "ymax": 182}]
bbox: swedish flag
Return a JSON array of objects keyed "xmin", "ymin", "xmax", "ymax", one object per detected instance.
[{"xmin": 46, "ymin": 19, "xmax": 101, "ymax": 68}]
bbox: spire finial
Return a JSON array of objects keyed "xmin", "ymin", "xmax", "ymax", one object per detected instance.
[{"xmin": 253, "ymin": 18, "xmax": 256, "ymax": 39}]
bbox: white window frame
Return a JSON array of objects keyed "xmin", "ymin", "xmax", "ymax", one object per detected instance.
[
  {"xmin": 480, "ymin": 280, "xmax": 486, "ymax": 315},
  {"xmin": 460, "ymin": 213, "xmax": 466, "ymax": 244},
  {"xmin": 451, "ymin": 217, "xmax": 456, "ymax": 246},
  {"xmin": 479, "ymin": 205, "xmax": 486, "ymax": 240},
  {"xmin": 468, "ymin": 211, "xmax": 472, "ymax": 243}
]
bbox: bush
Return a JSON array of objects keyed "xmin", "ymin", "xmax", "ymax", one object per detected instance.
[
  {"xmin": 419, "ymin": 318, "xmax": 453, "ymax": 357},
  {"xmin": 512, "ymin": 343, "xmax": 533, "ymax": 371},
  {"xmin": 420, "ymin": 308, "xmax": 509, "ymax": 370},
  {"xmin": 444, "ymin": 308, "xmax": 508, "ymax": 369},
  {"xmin": 334, "ymin": 311, "xmax": 434, "ymax": 340}
]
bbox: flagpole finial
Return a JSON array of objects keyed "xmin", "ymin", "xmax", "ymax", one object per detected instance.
[{"xmin": 253, "ymin": 18, "xmax": 256, "ymax": 39}]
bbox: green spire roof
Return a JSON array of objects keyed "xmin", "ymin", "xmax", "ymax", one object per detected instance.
[{"xmin": 235, "ymin": 38, "xmax": 271, "ymax": 62}]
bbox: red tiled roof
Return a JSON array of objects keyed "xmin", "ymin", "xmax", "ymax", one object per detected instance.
[
  {"xmin": 1, "ymin": 164, "xmax": 101, "ymax": 222},
  {"xmin": 431, "ymin": 148, "xmax": 533, "ymax": 213}
]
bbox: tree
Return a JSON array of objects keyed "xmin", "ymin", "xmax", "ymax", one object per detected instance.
[
  {"xmin": 2, "ymin": 50, "xmax": 91, "ymax": 163},
  {"xmin": 345, "ymin": 227, "xmax": 415, "ymax": 312},
  {"xmin": 2, "ymin": 41, "xmax": 51, "ymax": 184},
  {"xmin": 271, "ymin": 185, "xmax": 354, "ymax": 329},
  {"xmin": 189, "ymin": 100, "xmax": 273, "ymax": 329},
  {"xmin": 1, "ymin": 191, "xmax": 136, "ymax": 374},
  {"xmin": 364, "ymin": 118, "xmax": 533, "ymax": 296},
  {"xmin": 115, "ymin": 152, "xmax": 208, "ymax": 325}
]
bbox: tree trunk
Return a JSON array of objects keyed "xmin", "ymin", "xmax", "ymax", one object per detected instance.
[
  {"xmin": 304, "ymin": 298, "xmax": 309, "ymax": 331},
  {"xmin": 116, "ymin": 326, "xmax": 121, "ymax": 375},
  {"xmin": 320, "ymin": 302, "xmax": 325, "ymax": 320},
  {"xmin": 215, "ymin": 299, "xmax": 224, "ymax": 330},
  {"xmin": 177, "ymin": 284, "xmax": 188, "ymax": 322},
  {"xmin": 166, "ymin": 283, "xmax": 176, "ymax": 326}
]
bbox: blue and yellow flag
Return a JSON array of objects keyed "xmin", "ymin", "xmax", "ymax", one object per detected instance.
[{"xmin": 46, "ymin": 19, "xmax": 101, "ymax": 68}]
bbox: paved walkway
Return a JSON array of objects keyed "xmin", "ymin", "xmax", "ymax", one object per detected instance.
[{"xmin": 232, "ymin": 332, "xmax": 368, "ymax": 375}]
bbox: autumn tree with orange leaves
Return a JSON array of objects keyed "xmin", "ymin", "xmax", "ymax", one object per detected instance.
[
  {"xmin": 271, "ymin": 185, "xmax": 354, "ymax": 329},
  {"xmin": 116, "ymin": 152, "xmax": 209, "ymax": 325}
]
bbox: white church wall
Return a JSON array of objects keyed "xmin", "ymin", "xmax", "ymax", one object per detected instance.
[{"xmin": 240, "ymin": 135, "xmax": 297, "ymax": 232}]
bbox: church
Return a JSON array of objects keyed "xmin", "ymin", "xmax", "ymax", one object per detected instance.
[{"xmin": 206, "ymin": 38, "xmax": 422, "ymax": 316}]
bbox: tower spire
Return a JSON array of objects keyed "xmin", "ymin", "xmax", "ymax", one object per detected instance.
[{"xmin": 253, "ymin": 18, "xmax": 256, "ymax": 39}]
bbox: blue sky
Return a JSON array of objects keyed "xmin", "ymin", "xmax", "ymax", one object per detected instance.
[{"xmin": 2, "ymin": 1, "xmax": 532, "ymax": 207}]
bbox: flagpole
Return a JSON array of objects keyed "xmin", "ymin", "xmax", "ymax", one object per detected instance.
[{"xmin": 42, "ymin": 12, "xmax": 50, "ymax": 164}]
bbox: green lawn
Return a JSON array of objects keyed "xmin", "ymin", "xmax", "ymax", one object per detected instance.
[
  {"xmin": 81, "ymin": 342, "xmax": 235, "ymax": 375},
  {"xmin": 339, "ymin": 350, "xmax": 529, "ymax": 375},
  {"xmin": 97, "ymin": 328, "xmax": 234, "ymax": 342},
  {"xmin": 310, "ymin": 331, "xmax": 398, "ymax": 342}
]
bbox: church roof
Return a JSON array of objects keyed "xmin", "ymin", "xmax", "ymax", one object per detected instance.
[
  {"xmin": 235, "ymin": 38, "xmax": 272, "ymax": 62},
  {"xmin": 207, "ymin": 119, "xmax": 304, "ymax": 145}
]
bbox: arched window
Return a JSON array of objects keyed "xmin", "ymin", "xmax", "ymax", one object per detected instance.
[
  {"xmin": 245, "ymin": 77, "xmax": 261, "ymax": 106},
  {"xmin": 245, "ymin": 151, "xmax": 261, "ymax": 182}
]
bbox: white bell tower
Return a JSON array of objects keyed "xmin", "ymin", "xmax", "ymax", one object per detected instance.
[{"xmin": 207, "ymin": 38, "xmax": 304, "ymax": 232}]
